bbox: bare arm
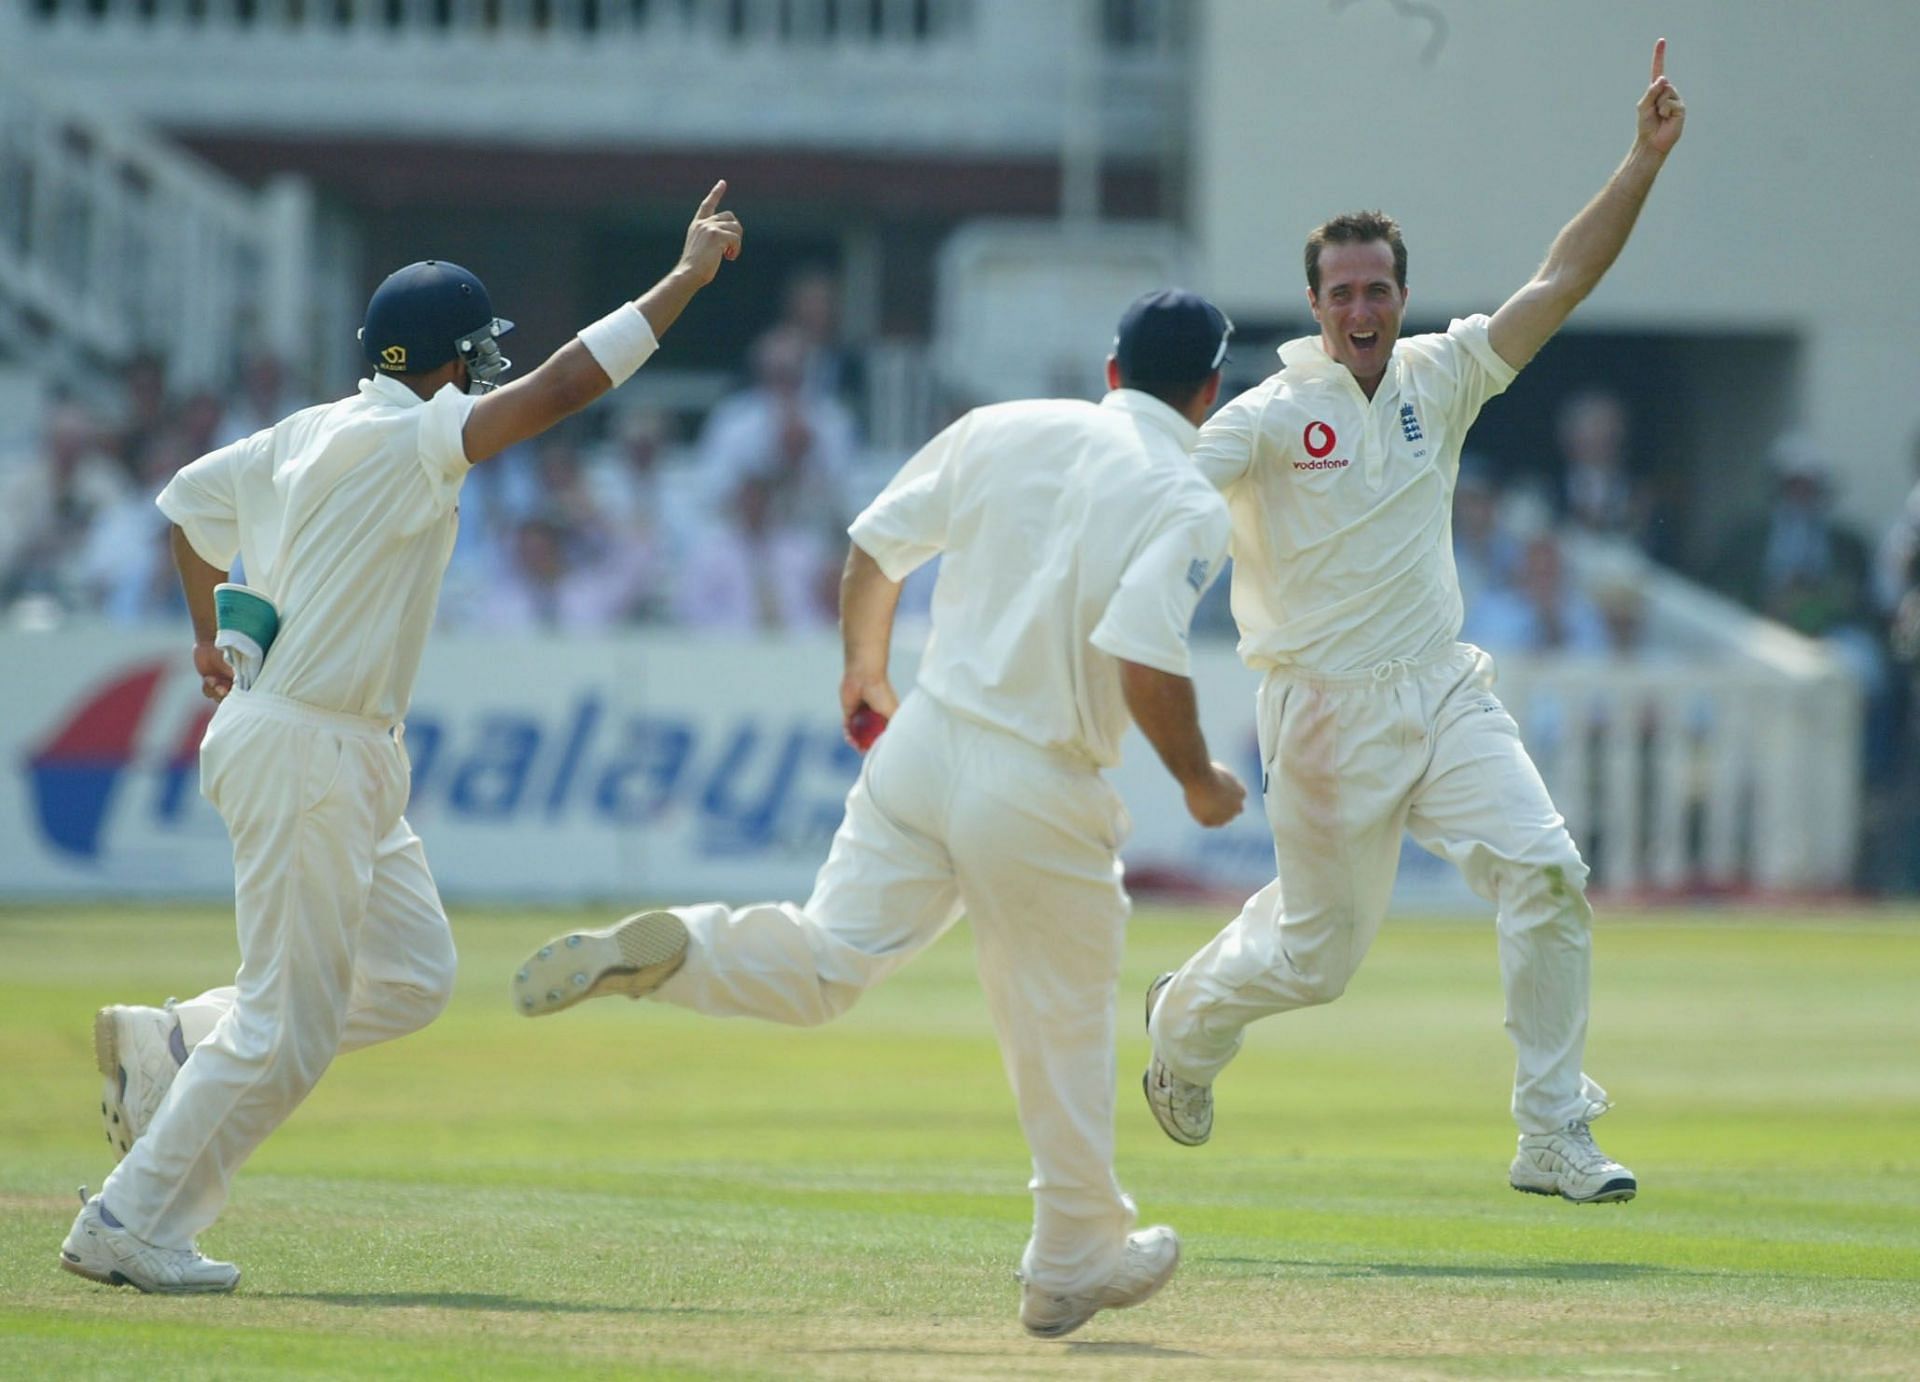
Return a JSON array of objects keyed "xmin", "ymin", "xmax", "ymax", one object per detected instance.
[
  {"xmin": 170, "ymin": 524, "xmax": 233, "ymax": 702},
  {"xmin": 1118, "ymin": 659, "xmax": 1245, "ymax": 827},
  {"xmin": 839, "ymin": 542, "xmax": 905, "ymax": 732},
  {"xmin": 462, "ymin": 181, "xmax": 743, "ymax": 465},
  {"xmin": 1487, "ymin": 39, "xmax": 1686, "ymax": 372}
]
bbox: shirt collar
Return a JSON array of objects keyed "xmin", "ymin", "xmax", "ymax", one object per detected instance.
[
  {"xmin": 1277, "ymin": 334, "xmax": 1403, "ymax": 395},
  {"xmin": 357, "ymin": 373, "xmax": 433, "ymax": 407},
  {"xmin": 1277, "ymin": 334, "xmax": 1334, "ymax": 373},
  {"xmin": 1100, "ymin": 388, "xmax": 1200, "ymax": 451}
]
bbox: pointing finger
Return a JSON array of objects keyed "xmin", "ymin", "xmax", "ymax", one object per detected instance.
[
  {"xmin": 1651, "ymin": 36, "xmax": 1665, "ymax": 84},
  {"xmin": 696, "ymin": 179, "xmax": 727, "ymax": 218}
]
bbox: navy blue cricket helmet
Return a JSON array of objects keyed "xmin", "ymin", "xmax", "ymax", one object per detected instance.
[{"xmin": 359, "ymin": 260, "xmax": 515, "ymax": 392}]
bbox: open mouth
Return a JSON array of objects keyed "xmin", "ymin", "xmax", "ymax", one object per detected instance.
[{"xmin": 1349, "ymin": 331, "xmax": 1379, "ymax": 353}]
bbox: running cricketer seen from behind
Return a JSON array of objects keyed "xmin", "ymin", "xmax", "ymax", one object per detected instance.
[
  {"xmin": 1144, "ymin": 43, "xmax": 1687, "ymax": 1203},
  {"xmin": 514, "ymin": 290, "xmax": 1247, "ymax": 1340},
  {"xmin": 60, "ymin": 184, "xmax": 743, "ymax": 1295}
]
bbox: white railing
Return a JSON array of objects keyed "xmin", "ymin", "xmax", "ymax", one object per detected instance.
[
  {"xmin": 1499, "ymin": 658, "xmax": 1859, "ymax": 894},
  {"xmin": 8, "ymin": 0, "xmax": 1183, "ymax": 155},
  {"xmin": 0, "ymin": 44, "xmax": 313, "ymax": 391},
  {"xmin": 1492, "ymin": 536, "xmax": 1867, "ymax": 893}
]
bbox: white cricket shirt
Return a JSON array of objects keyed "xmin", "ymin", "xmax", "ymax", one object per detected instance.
[
  {"xmin": 851, "ymin": 389, "xmax": 1229, "ymax": 768},
  {"xmin": 157, "ymin": 374, "xmax": 476, "ymax": 724},
  {"xmin": 1196, "ymin": 315, "xmax": 1517, "ymax": 674}
]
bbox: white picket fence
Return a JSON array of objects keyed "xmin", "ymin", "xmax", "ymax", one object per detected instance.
[{"xmin": 1500, "ymin": 660, "xmax": 1858, "ymax": 894}]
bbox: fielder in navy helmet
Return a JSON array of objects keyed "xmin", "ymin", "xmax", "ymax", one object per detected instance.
[
  {"xmin": 359, "ymin": 258, "xmax": 516, "ymax": 394},
  {"xmin": 62, "ymin": 183, "xmax": 742, "ymax": 1296}
]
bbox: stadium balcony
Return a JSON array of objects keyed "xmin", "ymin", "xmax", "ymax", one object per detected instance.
[{"xmin": 3, "ymin": 0, "xmax": 1185, "ymax": 159}]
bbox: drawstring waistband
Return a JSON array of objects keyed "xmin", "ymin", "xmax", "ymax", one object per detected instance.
[{"xmin": 1270, "ymin": 644, "xmax": 1470, "ymax": 690}]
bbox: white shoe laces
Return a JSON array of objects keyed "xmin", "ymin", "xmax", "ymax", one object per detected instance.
[{"xmin": 1551, "ymin": 1121, "xmax": 1616, "ymax": 1171}]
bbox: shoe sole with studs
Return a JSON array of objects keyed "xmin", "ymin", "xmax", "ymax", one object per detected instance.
[
  {"xmin": 511, "ymin": 911, "xmax": 689, "ymax": 1018},
  {"xmin": 93, "ymin": 1008, "xmax": 135, "ymax": 1162},
  {"xmin": 1510, "ymin": 1175, "xmax": 1637, "ymax": 1204}
]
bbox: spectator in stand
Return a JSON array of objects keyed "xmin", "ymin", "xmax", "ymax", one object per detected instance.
[
  {"xmin": 1869, "ymin": 430, "xmax": 1920, "ymax": 891},
  {"xmin": 1592, "ymin": 569, "xmax": 1655, "ymax": 660},
  {"xmin": 695, "ymin": 324, "xmax": 857, "ymax": 535},
  {"xmin": 673, "ymin": 470, "xmax": 839, "ymax": 632},
  {"xmin": 114, "ymin": 351, "xmax": 175, "ymax": 483},
  {"xmin": 1553, "ymin": 390, "xmax": 1644, "ymax": 540},
  {"xmin": 76, "ymin": 427, "xmax": 194, "ymax": 624},
  {"xmin": 1464, "ymin": 530, "xmax": 1609, "ymax": 656},
  {"xmin": 1453, "ymin": 458, "xmax": 1522, "ymax": 613},
  {"xmin": 585, "ymin": 405, "xmax": 689, "ymax": 625},
  {"xmin": 172, "ymin": 390, "xmax": 226, "ymax": 468},
  {"xmin": 216, "ymin": 355, "xmax": 296, "ymax": 447},
  {"xmin": 781, "ymin": 266, "xmax": 865, "ymax": 415},
  {"xmin": 1714, "ymin": 432, "xmax": 1874, "ymax": 638},
  {"xmin": 479, "ymin": 514, "xmax": 643, "ymax": 633},
  {"xmin": 1873, "ymin": 428, "xmax": 1920, "ymax": 621},
  {"xmin": 529, "ymin": 434, "xmax": 604, "ymax": 538},
  {"xmin": 1717, "ymin": 432, "xmax": 1897, "ymax": 853},
  {"xmin": 0, "ymin": 398, "xmax": 131, "ymax": 610}
]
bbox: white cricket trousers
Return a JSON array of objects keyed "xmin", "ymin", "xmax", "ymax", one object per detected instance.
[
  {"xmin": 1150, "ymin": 644, "xmax": 1609, "ymax": 1135},
  {"xmin": 653, "ymin": 691, "xmax": 1138, "ymax": 1295},
  {"xmin": 102, "ymin": 691, "xmax": 457, "ymax": 1248}
]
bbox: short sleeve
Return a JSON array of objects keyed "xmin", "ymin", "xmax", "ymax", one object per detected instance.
[
  {"xmin": 1089, "ymin": 499, "xmax": 1231, "ymax": 677},
  {"xmin": 1438, "ymin": 314, "xmax": 1519, "ymax": 429},
  {"xmin": 156, "ymin": 433, "xmax": 263, "ymax": 570},
  {"xmin": 1192, "ymin": 386, "xmax": 1265, "ymax": 493},
  {"xmin": 847, "ymin": 410, "xmax": 970, "ymax": 582},
  {"xmin": 419, "ymin": 383, "xmax": 479, "ymax": 486}
]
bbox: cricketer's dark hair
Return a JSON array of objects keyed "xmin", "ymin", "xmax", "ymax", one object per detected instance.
[{"xmin": 1304, "ymin": 211, "xmax": 1408, "ymax": 295}]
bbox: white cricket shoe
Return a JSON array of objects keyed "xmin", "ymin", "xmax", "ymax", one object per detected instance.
[
  {"xmin": 59, "ymin": 1193, "xmax": 239, "ymax": 1294},
  {"xmin": 1019, "ymin": 1226, "xmax": 1181, "ymax": 1339},
  {"xmin": 1510, "ymin": 1121, "xmax": 1638, "ymax": 1204},
  {"xmin": 1142, "ymin": 972, "xmax": 1212, "ymax": 1146},
  {"xmin": 95, "ymin": 1003, "xmax": 187, "ymax": 1162},
  {"xmin": 511, "ymin": 910, "xmax": 689, "ymax": 1017}
]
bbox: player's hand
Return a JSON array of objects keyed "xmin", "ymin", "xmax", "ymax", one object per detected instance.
[
  {"xmin": 1182, "ymin": 762, "xmax": 1247, "ymax": 828},
  {"xmin": 1636, "ymin": 38, "xmax": 1685, "ymax": 156},
  {"xmin": 192, "ymin": 641, "xmax": 233, "ymax": 702},
  {"xmin": 678, "ymin": 180, "xmax": 743, "ymax": 287},
  {"xmin": 839, "ymin": 667, "xmax": 899, "ymax": 749}
]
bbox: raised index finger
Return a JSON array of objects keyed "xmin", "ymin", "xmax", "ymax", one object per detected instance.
[
  {"xmin": 696, "ymin": 179, "xmax": 728, "ymax": 218},
  {"xmin": 1650, "ymin": 37, "xmax": 1666, "ymax": 84}
]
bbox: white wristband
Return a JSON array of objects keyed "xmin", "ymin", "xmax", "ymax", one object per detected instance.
[{"xmin": 578, "ymin": 303, "xmax": 659, "ymax": 386}]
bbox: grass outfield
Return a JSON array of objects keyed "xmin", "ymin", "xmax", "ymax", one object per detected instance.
[{"xmin": 1, "ymin": 903, "xmax": 1917, "ymax": 1380}]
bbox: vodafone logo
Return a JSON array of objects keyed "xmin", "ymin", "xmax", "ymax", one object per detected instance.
[{"xmin": 1303, "ymin": 421, "xmax": 1337, "ymax": 458}]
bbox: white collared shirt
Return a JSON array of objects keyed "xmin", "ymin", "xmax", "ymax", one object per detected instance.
[
  {"xmin": 1196, "ymin": 315, "xmax": 1517, "ymax": 674},
  {"xmin": 157, "ymin": 374, "xmax": 476, "ymax": 723},
  {"xmin": 851, "ymin": 389, "xmax": 1229, "ymax": 767}
]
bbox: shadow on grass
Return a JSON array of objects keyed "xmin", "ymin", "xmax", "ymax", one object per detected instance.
[
  {"xmin": 283, "ymin": 1291, "xmax": 730, "ymax": 1316},
  {"xmin": 811, "ymin": 1343, "xmax": 1205, "ymax": 1361},
  {"xmin": 1213, "ymin": 1258, "xmax": 1666, "ymax": 1282},
  {"xmin": 1066, "ymin": 1341, "xmax": 1206, "ymax": 1358}
]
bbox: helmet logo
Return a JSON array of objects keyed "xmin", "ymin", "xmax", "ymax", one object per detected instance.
[{"xmin": 380, "ymin": 345, "xmax": 407, "ymax": 370}]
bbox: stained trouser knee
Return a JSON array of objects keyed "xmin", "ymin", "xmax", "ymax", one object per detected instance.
[{"xmin": 1499, "ymin": 856, "xmax": 1593, "ymax": 933}]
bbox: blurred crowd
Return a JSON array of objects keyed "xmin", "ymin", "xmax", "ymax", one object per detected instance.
[
  {"xmin": 3, "ymin": 308, "xmax": 1917, "ymax": 886},
  {"xmin": 0, "ymin": 270, "xmax": 887, "ymax": 638}
]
